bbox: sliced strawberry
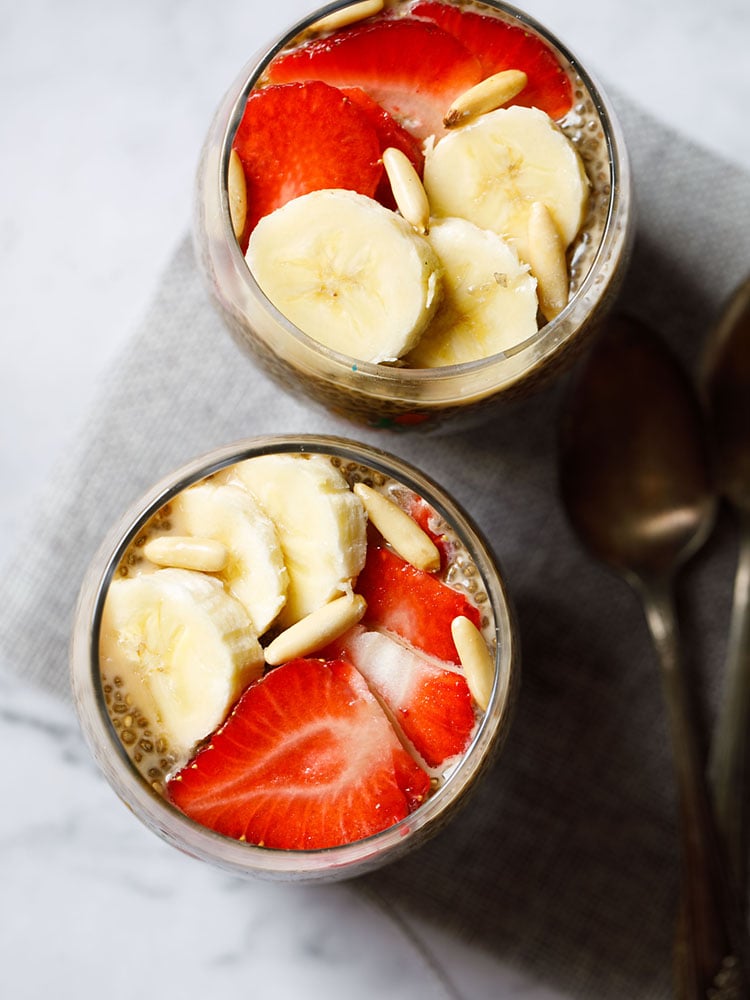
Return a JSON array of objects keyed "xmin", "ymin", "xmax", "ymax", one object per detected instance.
[
  {"xmin": 341, "ymin": 87, "xmax": 424, "ymax": 208},
  {"xmin": 232, "ymin": 81, "xmax": 383, "ymax": 245},
  {"xmin": 266, "ymin": 18, "xmax": 482, "ymax": 141},
  {"xmin": 412, "ymin": 1, "xmax": 573, "ymax": 119},
  {"xmin": 166, "ymin": 657, "xmax": 430, "ymax": 850},
  {"xmin": 356, "ymin": 544, "xmax": 480, "ymax": 664},
  {"xmin": 329, "ymin": 626, "xmax": 475, "ymax": 767}
]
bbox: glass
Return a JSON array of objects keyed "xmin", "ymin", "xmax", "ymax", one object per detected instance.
[
  {"xmin": 194, "ymin": 0, "xmax": 633, "ymax": 431},
  {"xmin": 70, "ymin": 435, "xmax": 518, "ymax": 881}
]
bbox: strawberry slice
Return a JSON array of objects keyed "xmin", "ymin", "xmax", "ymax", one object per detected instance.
[
  {"xmin": 266, "ymin": 18, "xmax": 482, "ymax": 141},
  {"xmin": 356, "ymin": 544, "xmax": 480, "ymax": 664},
  {"xmin": 341, "ymin": 87, "xmax": 424, "ymax": 208},
  {"xmin": 412, "ymin": 1, "xmax": 573, "ymax": 119},
  {"xmin": 166, "ymin": 657, "xmax": 430, "ymax": 850},
  {"xmin": 329, "ymin": 626, "xmax": 476, "ymax": 767},
  {"xmin": 232, "ymin": 81, "xmax": 383, "ymax": 245}
]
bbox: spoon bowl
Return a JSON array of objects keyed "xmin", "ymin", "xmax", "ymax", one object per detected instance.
[
  {"xmin": 559, "ymin": 313, "xmax": 747, "ymax": 998},
  {"xmin": 560, "ymin": 314, "xmax": 714, "ymax": 582}
]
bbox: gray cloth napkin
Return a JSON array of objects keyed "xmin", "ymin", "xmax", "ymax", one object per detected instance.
[{"xmin": 2, "ymin": 94, "xmax": 750, "ymax": 998}]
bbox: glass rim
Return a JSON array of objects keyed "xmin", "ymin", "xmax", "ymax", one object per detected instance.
[{"xmin": 70, "ymin": 433, "xmax": 519, "ymax": 879}]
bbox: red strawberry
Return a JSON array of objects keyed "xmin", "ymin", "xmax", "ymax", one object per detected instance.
[
  {"xmin": 412, "ymin": 1, "xmax": 573, "ymax": 119},
  {"xmin": 341, "ymin": 87, "xmax": 424, "ymax": 208},
  {"xmin": 166, "ymin": 658, "xmax": 430, "ymax": 850},
  {"xmin": 329, "ymin": 626, "xmax": 476, "ymax": 767},
  {"xmin": 232, "ymin": 81, "xmax": 383, "ymax": 246},
  {"xmin": 356, "ymin": 544, "xmax": 480, "ymax": 664},
  {"xmin": 266, "ymin": 18, "xmax": 482, "ymax": 141}
]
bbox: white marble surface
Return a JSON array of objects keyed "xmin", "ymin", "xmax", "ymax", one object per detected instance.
[{"xmin": 1, "ymin": 1, "xmax": 749, "ymax": 998}]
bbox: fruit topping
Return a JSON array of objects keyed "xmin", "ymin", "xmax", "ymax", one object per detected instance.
[
  {"xmin": 170, "ymin": 481, "xmax": 288, "ymax": 635},
  {"xmin": 99, "ymin": 448, "xmax": 501, "ymax": 851},
  {"xmin": 166, "ymin": 657, "xmax": 431, "ymax": 849},
  {"xmin": 231, "ymin": 453, "xmax": 368, "ymax": 626},
  {"xmin": 423, "ymin": 105, "xmax": 589, "ymax": 266},
  {"xmin": 406, "ymin": 215, "xmax": 538, "ymax": 368},
  {"xmin": 234, "ymin": 5, "xmax": 596, "ymax": 364},
  {"xmin": 245, "ymin": 189, "xmax": 442, "ymax": 364},
  {"xmin": 329, "ymin": 626, "xmax": 476, "ymax": 767},
  {"xmin": 411, "ymin": 1, "xmax": 573, "ymax": 119},
  {"xmin": 100, "ymin": 568, "xmax": 264, "ymax": 757},
  {"xmin": 356, "ymin": 544, "xmax": 481, "ymax": 664},
  {"xmin": 266, "ymin": 17, "xmax": 483, "ymax": 141},
  {"xmin": 231, "ymin": 80, "xmax": 384, "ymax": 245}
]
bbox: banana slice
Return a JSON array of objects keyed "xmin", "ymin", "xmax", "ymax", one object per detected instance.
[
  {"xmin": 423, "ymin": 106, "xmax": 589, "ymax": 265},
  {"xmin": 170, "ymin": 481, "xmax": 288, "ymax": 636},
  {"xmin": 246, "ymin": 188, "xmax": 442, "ymax": 363},
  {"xmin": 99, "ymin": 568, "xmax": 264, "ymax": 756},
  {"xmin": 232, "ymin": 453, "xmax": 367, "ymax": 627},
  {"xmin": 405, "ymin": 217, "xmax": 538, "ymax": 367}
]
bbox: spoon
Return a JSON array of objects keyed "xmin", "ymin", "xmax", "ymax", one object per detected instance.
[
  {"xmin": 703, "ymin": 276, "xmax": 750, "ymax": 906},
  {"xmin": 558, "ymin": 314, "xmax": 746, "ymax": 998}
]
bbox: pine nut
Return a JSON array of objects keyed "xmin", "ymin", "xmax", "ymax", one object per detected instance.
[
  {"xmin": 312, "ymin": 0, "xmax": 384, "ymax": 33},
  {"xmin": 382, "ymin": 147, "xmax": 431, "ymax": 235},
  {"xmin": 354, "ymin": 483, "xmax": 440, "ymax": 572},
  {"xmin": 228, "ymin": 148, "xmax": 247, "ymax": 240},
  {"xmin": 264, "ymin": 593, "xmax": 367, "ymax": 666},
  {"xmin": 444, "ymin": 70, "xmax": 528, "ymax": 128},
  {"xmin": 526, "ymin": 201, "xmax": 569, "ymax": 321},
  {"xmin": 143, "ymin": 535, "xmax": 229, "ymax": 573},
  {"xmin": 451, "ymin": 616, "xmax": 494, "ymax": 711}
]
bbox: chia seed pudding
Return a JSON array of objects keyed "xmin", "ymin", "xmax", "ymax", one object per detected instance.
[
  {"xmin": 72, "ymin": 436, "xmax": 516, "ymax": 878},
  {"xmin": 194, "ymin": 0, "xmax": 631, "ymax": 429}
]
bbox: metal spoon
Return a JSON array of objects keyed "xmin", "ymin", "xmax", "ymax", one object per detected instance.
[
  {"xmin": 703, "ymin": 276, "xmax": 750, "ymax": 907},
  {"xmin": 558, "ymin": 314, "xmax": 746, "ymax": 998}
]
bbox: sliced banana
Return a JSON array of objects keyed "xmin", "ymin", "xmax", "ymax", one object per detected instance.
[
  {"xmin": 423, "ymin": 106, "xmax": 589, "ymax": 265},
  {"xmin": 405, "ymin": 216, "xmax": 538, "ymax": 367},
  {"xmin": 171, "ymin": 481, "xmax": 288, "ymax": 635},
  {"xmin": 233, "ymin": 453, "xmax": 367, "ymax": 627},
  {"xmin": 246, "ymin": 188, "xmax": 442, "ymax": 363},
  {"xmin": 99, "ymin": 568, "xmax": 264, "ymax": 757}
]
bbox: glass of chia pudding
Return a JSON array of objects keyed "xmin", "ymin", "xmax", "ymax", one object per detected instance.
[
  {"xmin": 70, "ymin": 435, "xmax": 517, "ymax": 881},
  {"xmin": 194, "ymin": 0, "xmax": 633, "ymax": 430}
]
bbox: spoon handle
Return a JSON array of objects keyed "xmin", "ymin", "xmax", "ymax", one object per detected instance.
[
  {"xmin": 710, "ymin": 509, "xmax": 750, "ymax": 911},
  {"xmin": 641, "ymin": 580, "xmax": 747, "ymax": 998}
]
